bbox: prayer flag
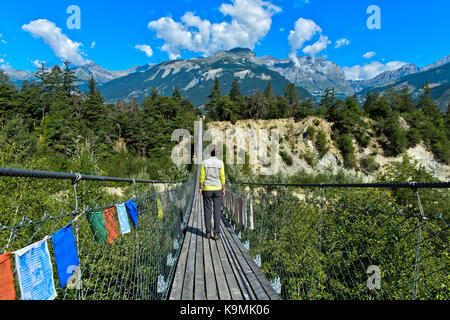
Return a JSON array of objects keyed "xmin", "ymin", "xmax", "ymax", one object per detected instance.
[
  {"xmin": 157, "ymin": 198, "xmax": 164, "ymax": 220},
  {"xmin": 87, "ymin": 211, "xmax": 107, "ymax": 244},
  {"xmin": 243, "ymin": 198, "xmax": 248, "ymax": 229},
  {"xmin": 125, "ymin": 200, "xmax": 138, "ymax": 227},
  {"xmin": 116, "ymin": 203, "xmax": 131, "ymax": 235},
  {"xmin": 249, "ymin": 199, "xmax": 254, "ymax": 231},
  {"xmin": 52, "ymin": 224, "xmax": 80, "ymax": 288},
  {"xmin": 15, "ymin": 237, "xmax": 57, "ymax": 300},
  {"xmin": 103, "ymin": 207, "xmax": 119, "ymax": 244},
  {"xmin": 238, "ymin": 197, "xmax": 244, "ymax": 226},
  {"xmin": 163, "ymin": 192, "xmax": 167, "ymax": 209},
  {"xmin": 0, "ymin": 252, "xmax": 15, "ymax": 300}
]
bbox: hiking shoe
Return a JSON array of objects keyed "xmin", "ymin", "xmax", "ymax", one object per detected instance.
[
  {"xmin": 206, "ymin": 232, "xmax": 211, "ymax": 239},
  {"xmin": 213, "ymin": 234, "xmax": 220, "ymax": 241}
]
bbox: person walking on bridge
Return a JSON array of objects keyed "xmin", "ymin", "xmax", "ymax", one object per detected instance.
[{"xmin": 199, "ymin": 145, "xmax": 225, "ymax": 241}]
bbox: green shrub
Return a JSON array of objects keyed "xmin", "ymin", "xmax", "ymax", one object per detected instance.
[
  {"xmin": 280, "ymin": 150, "xmax": 293, "ymax": 166},
  {"xmin": 303, "ymin": 147, "xmax": 317, "ymax": 167},
  {"xmin": 337, "ymin": 133, "xmax": 357, "ymax": 169},
  {"xmin": 406, "ymin": 128, "xmax": 422, "ymax": 148},
  {"xmin": 360, "ymin": 156, "xmax": 380, "ymax": 174},
  {"xmin": 315, "ymin": 130, "xmax": 329, "ymax": 158},
  {"xmin": 304, "ymin": 126, "xmax": 316, "ymax": 141}
]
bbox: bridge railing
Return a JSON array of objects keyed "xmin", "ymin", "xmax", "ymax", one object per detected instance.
[
  {"xmin": 223, "ymin": 181, "xmax": 449, "ymax": 300},
  {"xmin": 0, "ymin": 166, "xmax": 196, "ymax": 300}
]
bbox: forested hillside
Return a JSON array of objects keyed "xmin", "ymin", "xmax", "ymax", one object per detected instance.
[
  {"xmin": 0, "ymin": 61, "xmax": 200, "ymax": 180},
  {"xmin": 205, "ymin": 80, "xmax": 450, "ymax": 168}
]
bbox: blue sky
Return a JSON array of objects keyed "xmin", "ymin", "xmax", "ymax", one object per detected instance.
[{"xmin": 0, "ymin": 0, "xmax": 449, "ymax": 80}]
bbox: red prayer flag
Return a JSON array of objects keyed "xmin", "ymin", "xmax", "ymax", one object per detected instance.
[
  {"xmin": 103, "ymin": 207, "xmax": 119, "ymax": 244},
  {"xmin": 0, "ymin": 252, "xmax": 15, "ymax": 300}
]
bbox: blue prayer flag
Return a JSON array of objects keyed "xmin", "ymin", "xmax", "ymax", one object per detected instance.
[
  {"xmin": 116, "ymin": 203, "xmax": 131, "ymax": 234},
  {"xmin": 52, "ymin": 224, "xmax": 80, "ymax": 288},
  {"xmin": 15, "ymin": 237, "xmax": 57, "ymax": 300},
  {"xmin": 125, "ymin": 200, "xmax": 138, "ymax": 227}
]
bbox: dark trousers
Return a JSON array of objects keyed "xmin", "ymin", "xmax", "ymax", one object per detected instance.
[{"xmin": 203, "ymin": 190, "xmax": 223, "ymax": 235}]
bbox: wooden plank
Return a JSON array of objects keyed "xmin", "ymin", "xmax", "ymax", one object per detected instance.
[
  {"xmin": 210, "ymin": 234, "xmax": 232, "ymax": 300},
  {"xmin": 220, "ymin": 220, "xmax": 256, "ymax": 300},
  {"xmin": 181, "ymin": 193, "xmax": 199, "ymax": 300},
  {"xmin": 169, "ymin": 193, "xmax": 196, "ymax": 300},
  {"xmin": 227, "ymin": 224, "xmax": 281, "ymax": 300},
  {"xmin": 194, "ymin": 192, "xmax": 206, "ymax": 300},
  {"xmin": 215, "ymin": 235, "xmax": 244, "ymax": 300},
  {"xmin": 221, "ymin": 219, "xmax": 269, "ymax": 300},
  {"xmin": 202, "ymin": 196, "xmax": 219, "ymax": 300}
]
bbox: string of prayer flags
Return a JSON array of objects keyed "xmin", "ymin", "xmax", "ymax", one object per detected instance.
[
  {"xmin": 116, "ymin": 203, "xmax": 131, "ymax": 235},
  {"xmin": 125, "ymin": 200, "xmax": 138, "ymax": 227},
  {"xmin": 103, "ymin": 207, "xmax": 119, "ymax": 244},
  {"xmin": 0, "ymin": 252, "xmax": 15, "ymax": 300},
  {"xmin": 51, "ymin": 224, "xmax": 80, "ymax": 288},
  {"xmin": 157, "ymin": 198, "xmax": 164, "ymax": 220},
  {"xmin": 87, "ymin": 211, "xmax": 107, "ymax": 244},
  {"xmin": 14, "ymin": 237, "xmax": 57, "ymax": 300}
]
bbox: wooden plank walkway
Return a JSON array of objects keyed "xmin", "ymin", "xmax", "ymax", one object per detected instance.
[{"xmin": 168, "ymin": 187, "xmax": 281, "ymax": 300}]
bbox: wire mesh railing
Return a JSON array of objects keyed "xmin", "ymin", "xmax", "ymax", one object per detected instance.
[
  {"xmin": 0, "ymin": 167, "xmax": 196, "ymax": 300},
  {"xmin": 223, "ymin": 181, "xmax": 450, "ymax": 300}
]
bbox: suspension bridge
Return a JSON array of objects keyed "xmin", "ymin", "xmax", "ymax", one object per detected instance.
[{"xmin": 0, "ymin": 119, "xmax": 449, "ymax": 300}]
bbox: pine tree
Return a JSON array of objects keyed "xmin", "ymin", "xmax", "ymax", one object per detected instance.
[
  {"xmin": 172, "ymin": 85, "xmax": 182, "ymax": 100},
  {"xmin": 229, "ymin": 78, "xmax": 243, "ymax": 102},
  {"xmin": 62, "ymin": 60, "xmax": 78, "ymax": 97},
  {"xmin": 264, "ymin": 81, "xmax": 274, "ymax": 100},
  {"xmin": 82, "ymin": 76, "xmax": 105, "ymax": 128},
  {"xmin": 205, "ymin": 78, "xmax": 223, "ymax": 120},
  {"xmin": 208, "ymin": 78, "xmax": 222, "ymax": 101}
]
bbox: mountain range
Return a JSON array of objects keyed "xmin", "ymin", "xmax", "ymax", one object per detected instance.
[{"xmin": 4, "ymin": 48, "xmax": 449, "ymax": 110}]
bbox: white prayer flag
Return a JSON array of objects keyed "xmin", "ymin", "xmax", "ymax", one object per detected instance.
[{"xmin": 14, "ymin": 237, "xmax": 57, "ymax": 300}]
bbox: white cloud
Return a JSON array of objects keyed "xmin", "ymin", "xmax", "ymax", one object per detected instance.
[
  {"xmin": 335, "ymin": 38, "xmax": 350, "ymax": 48},
  {"xmin": 288, "ymin": 17, "xmax": 329, "ymax": 64},
  {"xmin": 22, "ymin": 19, "xmax": 90, "ymax": 66},
  {"xmin": 135, "ymin": 44, "xmax": 153, "ymax": 57},
  {"xmin": 30, "ymin": 59, "xmax": 46, "ymax": 68},
  {"xmin": 0, "ymin": 40, "xmax": 6, "ymax": 44},
  {"xmin": 90, "ymin": 41, "xmax": 96, "ymax": 49},
  {"xmin": 363, "ymin": 51, "xmax": 376, "ymax": 59},
  {"xmin": 0, "ymin": 63, "xmax": 11, "ymax": 71},
  {"xmin": 303, "ymin": 35, "xmax": 330, "ymax": 56},
  {"xmin": 148, "ymin": 0, "xmax": 281, "ymax": 59},
  {"xmin": 343, "ymin": 60, "xmax": 408, "ymax": 81},
  {"xmin": 0, "ymin": 58, "xmax": 4, "ymax": 63}
]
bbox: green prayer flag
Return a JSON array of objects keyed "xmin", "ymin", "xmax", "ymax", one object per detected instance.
[{"xmin": 87, "ymin": 211, "xmax": 107, "ymax": 244}]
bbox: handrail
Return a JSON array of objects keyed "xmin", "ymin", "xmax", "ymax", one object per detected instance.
[
  {"xmin": 0, "ymin": 166, "xmax": 188, "ymax": 184},
  {"xmin": 229, "ymin": 180, "xmax": 450, "ymax": 189}
]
